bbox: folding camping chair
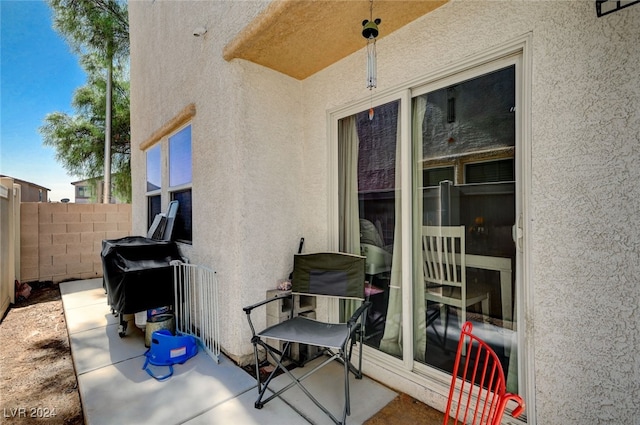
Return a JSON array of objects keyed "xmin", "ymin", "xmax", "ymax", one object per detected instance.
[
  {"xmin": 444, "ymin": 321, "xmax": 525, "ymax": 425},
  {"xmin": 243, "ymin": 252, "xmax": 370, "ymax": 425}
]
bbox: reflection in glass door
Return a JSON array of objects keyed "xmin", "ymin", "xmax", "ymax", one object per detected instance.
[
  {"xmin": 413, "ymin": 65, "xmax": 520, "ymax": 392},
  {"xmin": 337, "ymin": 100, "xmax": 402, "ymax": 358}
]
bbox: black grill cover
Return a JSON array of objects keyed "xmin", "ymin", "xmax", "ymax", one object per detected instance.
[{"xmin": 101, "ymin": 236, "xmax": 182, "ymax": 314}]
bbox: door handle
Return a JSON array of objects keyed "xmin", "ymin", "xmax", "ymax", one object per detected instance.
[{"xmin": 512, "ymin": 213, "xmax": 523, "ymax": 251}]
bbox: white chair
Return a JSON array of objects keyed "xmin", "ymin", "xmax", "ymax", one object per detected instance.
[{"xmin": 422, "ymin": 225, "xmax": 489, "ymax": 345}]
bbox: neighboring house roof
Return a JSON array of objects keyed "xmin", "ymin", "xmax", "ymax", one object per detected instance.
[
  {"xmin": 0, "ymin": 175, "xmax": 50, "ymax": 191},
  {"xmin": 71, "ymin": 176, "xmax": 119, "ymax": 186},
  {"xmin": 71, "ymin": 179, "xmax": 92, "ymax": 186}
]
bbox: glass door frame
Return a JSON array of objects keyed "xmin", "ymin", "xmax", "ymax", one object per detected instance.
[
  {"xmin": 327, "ymin": 33, "xmax": 534, "ymax": 424},
  {"xmin": 411, "ymin": 53, "xmax": 522, "ymax": 385}
]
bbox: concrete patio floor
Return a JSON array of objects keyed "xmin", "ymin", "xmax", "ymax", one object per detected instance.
[{"xmin": 60, "ymin": 278, "xmax": 398, "ymax": 425}]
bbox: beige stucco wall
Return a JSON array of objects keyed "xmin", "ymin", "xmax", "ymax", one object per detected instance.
[
  {"xmin": 300, "ymin": 2, "xmax": 640, "ymax": 423},
  {"xmin": 129, "ymin": 1, "xmax": 640, "ymax": 423},
  {"xmin": 20, "ymin": 203, "xmax": 131, "ymax": 283},
  {"xmin": 129, "ymin": 1, "xmax": 304, "ymax": 362}
]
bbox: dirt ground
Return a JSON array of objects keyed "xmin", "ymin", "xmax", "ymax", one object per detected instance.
[
  {"xmin": 0, "ymin": 282, "xmax": 442, "ymax": 425},
  {"xmin": 0, "ymin": 282, "xmax": 83, "ymax": 425}
]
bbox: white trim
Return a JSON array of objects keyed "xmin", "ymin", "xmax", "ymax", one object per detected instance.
[
  {"xmin": 407, "ymin": 33, "xmax": 533, "ymax": 97},
  {"xmin": 399, "ymin": 89, "xmax": 413, "ymax": 371},
  {"xmin": 327, "ymin": 112, "xmax": 339, "ymax": 251},
  {"xmin": 410, "ymin": 53, "xmax": 521, "ymax": 98},
  {"xmin": 328, "ymin": 91, "xmax": 406, "ymax": 122},
  {"xmin": 518, "ymin": 31, "xmax": 537, "ymax": 425},
  {"xmin": 168, "ymin": 183, "xmax": 192, "ymax": 193}
]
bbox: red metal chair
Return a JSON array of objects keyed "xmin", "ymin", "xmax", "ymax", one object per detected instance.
[{"xmin": 444, "ymin": 322, "xmax": 525, "ymax": 425}]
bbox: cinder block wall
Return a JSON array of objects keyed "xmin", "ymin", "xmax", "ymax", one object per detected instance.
[{"xmin": 20, "ymin": 203, "xmax": 131, "ymax": 283}]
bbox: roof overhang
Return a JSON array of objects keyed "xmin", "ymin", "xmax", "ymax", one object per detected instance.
[{"xmin": 223, "ymin": 0, "xmax": 449, "ymax": 80}]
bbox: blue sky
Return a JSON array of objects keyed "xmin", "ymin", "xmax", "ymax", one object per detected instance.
[{"xmin": 1, "ymin": 0, "xmax": 87, "ymax": 202}]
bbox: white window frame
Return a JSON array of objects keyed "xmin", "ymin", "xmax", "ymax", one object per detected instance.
[{"xmin": 144, "ymin": 123, "xmax": 193, "ymax": 244}]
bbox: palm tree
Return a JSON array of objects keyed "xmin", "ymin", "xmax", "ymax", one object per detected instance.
[{"xmin": 48, "ymin": 0, "xmax": 128, "ymax": 203}]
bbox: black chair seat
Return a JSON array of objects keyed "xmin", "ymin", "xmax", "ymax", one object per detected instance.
[{"xmin": 259, "ymin": 316, "xmax": 350, "ymax": 349}]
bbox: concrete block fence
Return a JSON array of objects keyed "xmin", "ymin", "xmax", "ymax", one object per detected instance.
[{"xmin": 20, "ymin": 203, "xmax": 131, "ymax": 283}]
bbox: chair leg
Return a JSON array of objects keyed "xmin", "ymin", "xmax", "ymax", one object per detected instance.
[
  {"xmin": 349, "ymin": 324, "xmax": 364, "ymax": 380},
  {"xmin": 253, "ymin": 342, "xmax": 347, "ymax": 425},
  {"xmin": 252, "ymin": 340, "xmax": 262, "ymax": 393},
  {"xmin": 343, "ymin": 349, "xmax": 350, "ymax": 422},
  {"xmin": 426, "ymin": 302, "xmax": 449, "ymax": 350},
  {"xmin": 461, "ymin": 307, "xmax": 466, "ymax": 334},
  {"xmin": 253, "ymin": 340, "xmax": 295, "ymax": 409},
  {"xmin": 460, "ymin": 307, "xmax": 467, "ymax": 356},
  {"xmin": 343, "ymin": 324, "xmax": 364, "ymax": 380},
  {"xmin": 443, "ymin": 305, "xmax": 450, "ymax": 348},
  {"xmin": 481, "ymin": 294, "xmax": 490, "ymax": 322}
]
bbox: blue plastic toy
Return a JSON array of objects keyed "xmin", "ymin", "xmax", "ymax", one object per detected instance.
[{"xmin": 142, "ymin": 330, "xmax": 198, "ymax": 381}]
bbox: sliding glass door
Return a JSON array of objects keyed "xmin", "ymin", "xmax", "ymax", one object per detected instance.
[
  {"xmin": 412, "ymin": 62, "xmax": 520, "ymax": 392},
  {"xmin": 336, "ymin": 53, "xmax": 523, "ymax": 396}
]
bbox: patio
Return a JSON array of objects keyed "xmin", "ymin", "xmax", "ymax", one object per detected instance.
[{"xmin": 60, "ymin": 278, "xmax": 405, "ymax": 425}]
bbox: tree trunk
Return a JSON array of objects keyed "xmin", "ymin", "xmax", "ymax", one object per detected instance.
[{"xmin": 103, "ymin": 52, "xmax": 113, "ymax": 204}]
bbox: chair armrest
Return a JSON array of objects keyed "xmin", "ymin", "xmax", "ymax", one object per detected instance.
[
  {"xmin": 347, "ymin": 301, "xmax": 371, "ymax": 328},
  {"xmin": 243, "ymin": 292, "xmax": 293, "ymax": 338},
  {"xmin": 243, "ymin": 292, "xmax": 291, "ymax": 314},
  {"xmin": 503, "ymin": 393, "xmax": 525, "ymax": 418}
]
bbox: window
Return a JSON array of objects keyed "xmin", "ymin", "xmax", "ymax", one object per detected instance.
[
  {"xmin": 144, "ymin": 125, "xmax": 193, "ymax": 244},
  {"xmin": 146, "ymin": 145, "xmax": 161, "ymax": 192},
  {"xmin": 465, "ymin": 159, "xmax": 514, "ymax": 184},
  {"xmin": 169, "ymin": 126, "xmax": 192, "ymax": 243},
  {"xmin": 423, "ymin": 167, "xmax": 455, "ymax": 187},
  {"xmin": 146, "ymin": 144, "xmax": 162, "ymax": 229},
  {"xmin": 148, "ymin": 195, "xmax": 162, "ymax": 230},
  {"xmin": 76, "ymin": 186, "xmax": 93, "ymax": 198},
  {"xmin": 171, "ymin": 189, "xmax": 192, "ymax": 242},
  {"xmin": 169, "ymin": 126, "xmax": 192, "ymax": 187}
]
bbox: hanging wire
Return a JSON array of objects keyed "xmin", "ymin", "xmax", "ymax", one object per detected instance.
[
  {"xmin": 367, "ymin": 39, "xmax": 377, "ymax": 90},
  {"xmin": 365, "ymin": 0, "xmax": 377, "ymax": 91},
  {"xmin": 364, "ymin": 0, "xmax": 379, "ymax": 119}
]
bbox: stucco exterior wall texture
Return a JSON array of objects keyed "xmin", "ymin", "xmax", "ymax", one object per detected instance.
[
  {"xmin": 129, "ymin": 1, "xmax": 303, "ymax": 361},
  {"xmin": 129, "ymin": 1, "xmax": 639, "ymax": 424}
]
